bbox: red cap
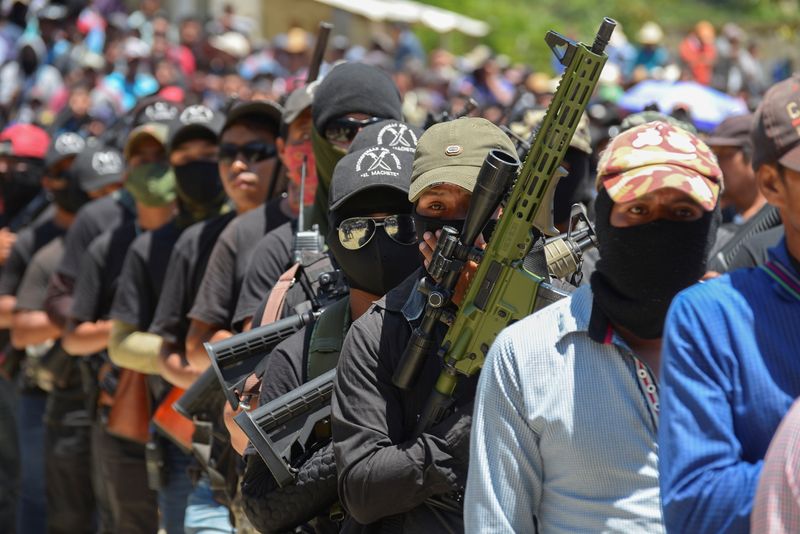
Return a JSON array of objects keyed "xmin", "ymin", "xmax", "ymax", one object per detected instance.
[{"xmin": 0, "ymin": 124, "xmax": 50, "ymax": 159}]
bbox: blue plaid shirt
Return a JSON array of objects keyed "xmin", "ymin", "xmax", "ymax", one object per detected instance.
[
  {"xmin": 659, "ymin": 239, "xmax": 800, "ymax": 534},
  {"xmin": 465, "ymin": 285, "xmax": 665, "ymax": 533}
]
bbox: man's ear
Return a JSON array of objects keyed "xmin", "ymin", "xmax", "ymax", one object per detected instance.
[
  {"xmin": 276, "ymin": 137, "xmax": 286, "ymax": 166},
  {"xmin": 756, "ymin": 163, "xmax": 786, "ymax": 210}
]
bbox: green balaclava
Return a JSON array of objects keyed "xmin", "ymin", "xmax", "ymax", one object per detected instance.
[
  {"xmin": 125, "ymin": 162, "xmax": 177, "ymax": 207},
  {"xmin": 309, "ymin": 126, "xmax": 347, "ymax": 236}
]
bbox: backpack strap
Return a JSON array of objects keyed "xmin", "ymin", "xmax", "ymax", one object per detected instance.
[
  {"xmin": 261, "ymin": 263, "xmax": 301, "ymax": 325},
  {"xmin": 306, "ymin": 296, "xmax": 350, "ymax": 380}
]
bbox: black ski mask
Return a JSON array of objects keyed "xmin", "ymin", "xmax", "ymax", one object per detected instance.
[
  {"xmin": 1, "ymin": 158, "xmax": 44, "ymax": 222},
  {"xmin": 589, "ymin": 188, "xmax": 719, "ymax": 339},
  {"xmin": 173, "ymin": 160, "xmax": 224, "ymax": 205},
  {"xmin": 328, "ymin": 190, "xmax": 421, "ymax": 297},
  {"xmin": 50, "ymin": 175, "xmax": 89, "ymax": 213}
]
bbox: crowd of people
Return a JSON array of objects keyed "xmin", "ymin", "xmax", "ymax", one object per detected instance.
[{"xmin": 0, "ymin": 0, "xmax": 798, "ymax": 533}]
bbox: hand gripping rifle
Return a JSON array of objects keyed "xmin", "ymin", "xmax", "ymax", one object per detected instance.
[{"xmin": 393, "ymin": 18, "xmax": 615, "ymax": 435}]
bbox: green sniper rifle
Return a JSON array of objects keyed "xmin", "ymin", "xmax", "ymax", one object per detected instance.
[
  {"xmin": 233, "ymin": 18, "xmax": 613, "ymax": 489},
  {"xmin": 394, "ymin": 17, "xmax": 615, "ymax": 434}
]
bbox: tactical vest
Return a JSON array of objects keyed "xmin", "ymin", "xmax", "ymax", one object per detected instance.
[{"xmin": 306, "ymin": 295, "xmax": 350, "ymax": 380}]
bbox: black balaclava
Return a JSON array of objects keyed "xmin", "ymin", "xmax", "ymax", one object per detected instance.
[
  {"xmin": 50, "ymin": 169, "xmax": 89, "ymax": 214},
  {"xmin": 327, "ymin": 188, "xmax": 420, "ymax": 297},
  {"xmin": 309, "ymin": 63, "xmax": 404, "ymax": 235},
  {"xmin": 1, "ymin": 158, "xmax": 43, "ymax": 223},
  {"xmin": 173, "ymin": 160, "xmax": 228, "ymax": 227},
  {"xmin": 554, "ymin": 148, "xmax": 592, "ymax": 226},
  {"xmin": 589, "ymin": 188, "xmax": 719, "ymax": 339}
]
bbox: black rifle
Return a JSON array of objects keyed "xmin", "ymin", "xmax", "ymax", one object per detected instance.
[
  {"xmin": 708, "ymin": 204, "xmax": 782, "ymax": 272},
  {"xmin": 306, "ymin": 22, "xmax": 332, "ymax": 84},
  {"xmin": 205, "ymin": 310, "xmax": 321, "ymax": 410},
  {"xmin": 234, "ymin": 368, "xmax": 336, "ymax": 487},
  {"xmin": 173, "ymin": 366, "xmax": 226, "ymax": 421}
]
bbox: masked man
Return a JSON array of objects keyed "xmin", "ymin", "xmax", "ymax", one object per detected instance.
[{"xmin": 466, "ymin": 121, "xmax": 722, "ymax": 533}]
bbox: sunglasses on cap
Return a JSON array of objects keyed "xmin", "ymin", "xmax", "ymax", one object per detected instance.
[
  {"xmin": 337, "ymin": 214, "xmax": 417, "ymax": 251},
  {"xmin": 219, "ymin": 142, "xmax": 277, "ymax": 166},
  {"xmin": 324, "ymin": 116, "xmax": 383, "ymax": 146}
]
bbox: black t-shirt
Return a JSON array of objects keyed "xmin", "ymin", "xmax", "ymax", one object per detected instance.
[
  {"xmin": 149, "ymin": 212, "xmax": 236, "ymax": 345},
  {"xmin": 70, "ymin": 221, "xmax": 140, "ymax": 323},
  {"xmin": 188, "ymin": 197, "xmax": 292, "ymax": 330},
  {"xmin": 57, "ymin": 192, "xmax": 136, "ymax": 281},
  {"xmin": 15, "ymin": 237, "xmax": 65, "ymax": 311},
  {"xmin": 231, "ymin": 221, "xmax": 296, "ymax": 331},
  {"xmin": 15, "ymin": 237, "xmax": 85, "ymax": 397},
  {"xmin": 110, "ymin": 221, "xmax": 181, "ymax": 330},
  {"xmin": 0, "ymin": 217, "xmax": 64, "ymax": 296},
  {"xmin": 726, "ymin": 225, "xmax": 785, "ymax": 271},
  {"xmin": 256, "ymin": 326, "xmax": 314, "ymax": 407}
]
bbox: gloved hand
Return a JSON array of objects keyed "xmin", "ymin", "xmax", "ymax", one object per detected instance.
[{"xmin": 430, "ymin": 399, "xmax": 474, "ymax": 467}]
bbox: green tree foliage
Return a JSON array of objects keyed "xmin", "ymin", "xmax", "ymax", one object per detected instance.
[{"xmin": 418, "ymin": 0, "xmax": 796, "ymax": 72}]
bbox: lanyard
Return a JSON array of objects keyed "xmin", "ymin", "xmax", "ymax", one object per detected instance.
[{"xmin": 604, "ymin": 324, "xmax": 660, "ymax": 425}]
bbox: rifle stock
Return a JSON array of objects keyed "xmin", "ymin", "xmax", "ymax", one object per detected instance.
[
  {"xmin": 206, "ymin": 310, "xmax": 320, "ymax": 410},
  {"xmin": 174, "ymin": 366, "xmax": 226, "ymax": 421},
  {"xmin": 234, "ymin": 368, "xmax": 336, "ymax": 487}
]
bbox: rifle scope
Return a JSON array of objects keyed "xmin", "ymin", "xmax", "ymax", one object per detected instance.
[{"xmin": 392, "ymin": 150, "xmax": 519, "ymax": 390}]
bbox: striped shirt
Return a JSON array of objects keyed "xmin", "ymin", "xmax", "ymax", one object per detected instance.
[
  {"xmin": 752, "ymin": 398, "xmax": 800, "ymax": 533},
  {"xmin": 465, "ymin": 284, "xmax": 665, "ymax": 534},
  {"xmin": 659, "ymin": 239, "xmax": 800, "ymax": 534}
]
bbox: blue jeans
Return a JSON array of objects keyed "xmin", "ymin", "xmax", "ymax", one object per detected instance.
[
  {"xmin": 158, "ymin": 440, "xmax": 194, "ymax": 534},
  {"xmin": 184, "ymin": 475, "xmax": 235, "ymax": 534},
  {"xmin": 16, "ymin": 391, "xmax": 47, "ymax": 534}
]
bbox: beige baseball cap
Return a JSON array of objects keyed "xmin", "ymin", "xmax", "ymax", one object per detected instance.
[
  {"xmin": 124, "ymin": 122, "xmax": 168, "ymax": 161},
  {"xmin": 409, "ymin": 117, "xmax": 517, "ymax": 202}
]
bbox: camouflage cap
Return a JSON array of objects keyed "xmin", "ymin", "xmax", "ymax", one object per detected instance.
[
  {"xmin": 509, "ymin": 109, "xmax": 592, "ymax": 155},
  {"xmin": 409, "ymin": 117, "xmax": 517, "ymax": 202},
  {"xmin": 596, "ymin": 121, "xmax": 722, "ymax": 211}
]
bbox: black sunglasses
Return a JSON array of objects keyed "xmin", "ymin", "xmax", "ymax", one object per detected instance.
[
  {"xmin": 324, "ymin": 116, "xmax": 383, "ymax": 145},
  {"xmin": 219, "ymin": 142, "xmax": 277, "ymax": 165},
  {"xmin": 337, "ymin": 214, "xmax": 417, "ymax": 250}
]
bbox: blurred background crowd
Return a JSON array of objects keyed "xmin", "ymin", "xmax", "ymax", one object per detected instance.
[{"xmin": 0, "ymin": 0, "xmax": 797, "ymax": 153}]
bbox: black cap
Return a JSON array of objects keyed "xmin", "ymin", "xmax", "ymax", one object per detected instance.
[
  {"xmin": 222, "ymin": 100, "xmax": 283, "ymax": 136},
  {"xmin": 751, "ymin": 74, "xmax": 800, "ymax": 172},
  {"xmin": 45, "ymin": 132, "xmax": 86, "ymax": 169},
  {"xmin": 133, "ymin": 98, "xmax": 183, "ymax": 127},
  {"xmin": 312, "ymin": 63, "xmax": 403, "ymax": 134},
  {"xmin": 71, "ymin": 145, "xmax": 125, "ymax": 193},
  {"xmin": 168, "ymin": 105, "xmax": 225, "ymax": 152},
  {"xmin": 329, "ymin": 145, "xmax": 414, "ymax": 213},
  {"xmin": 706, "ymin": 114, "xmax": 754, "ymax": 148},
  {"xmin": 283, "ymin": 83, "xmax": 317, "ymax": 125},
  {"xmin": 347, "ymin": 120, "xmax": 422, "ymax": 155}
]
